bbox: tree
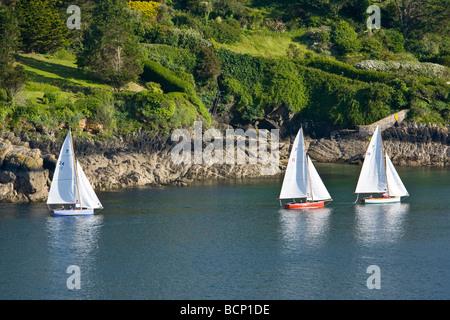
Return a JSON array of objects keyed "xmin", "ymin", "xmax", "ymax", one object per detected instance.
[
  {"xmin": 0, "ymin": 4, "xmax": 28, "ymax": 100},
  {"xmin": 393, "ymin": 0, "xmax": 450, "ymax": 37},
  {"xmin": 195, "ymin": 46, "xmax": 222, "ymax": 85},
  {"xmin": 16, "ymin": 0, "xmax": 70, "ymax": 53},
  {"xmin": 77, "ymin": 0, "xmax": 143, "ymax": 89}
]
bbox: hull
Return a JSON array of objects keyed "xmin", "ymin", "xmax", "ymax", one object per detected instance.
[
  {"xmin": 284, "ymin": 201, "xmax": 325, "ymax": 209},
  {"xmin": 362, "ymin": 197, "xmax": 401, "ymax": 204},
  {"xmin": 52, "ymin": 208, "xmax": 95, "ymax": 216}
]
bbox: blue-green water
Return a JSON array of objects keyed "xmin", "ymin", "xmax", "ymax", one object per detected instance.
[{"xmin": 0, "ymin": 164, "xmax": 448, "ymax": 300}]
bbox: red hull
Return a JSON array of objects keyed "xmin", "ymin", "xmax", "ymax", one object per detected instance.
[{"xmin": 284, "ymin": 201, "xmax": 325, "ymax": 209}]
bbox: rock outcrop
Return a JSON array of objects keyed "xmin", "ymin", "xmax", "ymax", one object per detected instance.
[{"xmin": 0, "ymin": 122, "xmax": 448, "ymax": 203}]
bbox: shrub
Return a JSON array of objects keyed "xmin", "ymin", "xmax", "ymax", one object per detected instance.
[
  {"xmin": 332, "ymin": 20, "xmax": 361, "ymax": 55},
  {"xmin": 126, "ymin": 1, "xmax": 160, "ymax": 19},
  {"xmin": 374, "ymin": 29, "xmax": 404, "ymax": 53},
  {"xmin": 145, "ymin": 81, "xmax": 163, "ymax": 94},
  {"xmin": 166, "ymin": 28, "xmax": 212, "ymax": 50},
  {"xmin": 201, "ymin": 19, "xmax": 241, "ymax": 44},
  {"xmin": 304, "ymin": 26, "xmax": 331, "ymax": 53},
  {"xmin": 360, "ymin": 36, "xmax": 383, "ymax": 60},
  {"xmin": 42, "ymin": 91, "xmax": 59, "ymax": 104}
]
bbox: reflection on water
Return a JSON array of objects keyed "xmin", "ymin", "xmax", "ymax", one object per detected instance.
[
  {"xmin": 279, "ymin": 207, "xmax": 332, "ymax": 249},
  {"xmin": 45, "ymin": 215, "xmax": 103, "ymax": 296},
  {"xmin": 355, "ymin": 203, "xmax": 409, "ymax": 244}
]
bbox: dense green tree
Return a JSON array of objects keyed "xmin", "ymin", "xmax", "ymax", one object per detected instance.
[
  {"xmin": 77, "ymin": 0, "xmax": 143, "ymax": 89},
  {"xmin": 16, "ymin": 0, "xmax": 71, "ymax": 53},
  {"xmin": 392, "ymin": 0, "xmax": 450, "ymax": 37},
  {"xmin": 0, "ymin": 4, "xmax": 28, "ymax": 100}
]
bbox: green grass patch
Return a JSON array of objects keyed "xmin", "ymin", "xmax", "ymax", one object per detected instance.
[{"xmin": 220, "ymin": 29, "xmax": 314, "ymax": 59}]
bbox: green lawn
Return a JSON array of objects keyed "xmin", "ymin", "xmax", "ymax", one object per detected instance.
[{"xmin": 15, "ymin": 53, "xmax": 109, "ymax": 104}]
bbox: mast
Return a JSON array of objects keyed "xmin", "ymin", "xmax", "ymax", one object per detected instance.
[{"xmin": 70, "ymin": 128, "xmax": 82, "ymax": 209}]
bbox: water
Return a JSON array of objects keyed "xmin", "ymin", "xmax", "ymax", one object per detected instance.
[{"xmin": 0, "ymin": 164, "xmax": 449, "ymax": 300}]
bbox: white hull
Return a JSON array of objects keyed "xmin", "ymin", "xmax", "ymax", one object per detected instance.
[
  {"xmin": 53, "ymin": 208, "xmax": 94, "ymax": 216},
  {"xmin": 362, "ymin": 197, "xmax": 401, "ymax": 204}
]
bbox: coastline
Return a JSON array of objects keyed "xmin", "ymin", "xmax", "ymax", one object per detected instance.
[{"xmin": 0, "ymin": 122, "xmax": 448, "ymax": 203}]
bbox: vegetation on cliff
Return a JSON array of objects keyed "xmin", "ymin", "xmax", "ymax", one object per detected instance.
[{"xmin": 0, "ymin": 0, "xmax": 448, "ymax": 139}]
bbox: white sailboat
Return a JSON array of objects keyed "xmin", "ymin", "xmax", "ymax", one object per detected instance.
[
  {"xmin": 355, "ymin": 126, "xmax": 408, "ymax": 204},
  {"xmin": 47, "ymin": 129, "xmax": 103, "ymax": 215},
  {"xmin": 279, "ymin": 128, "xmax": 332, "ymax": 209}
]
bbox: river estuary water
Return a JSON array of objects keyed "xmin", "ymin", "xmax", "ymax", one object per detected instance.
[{"xmin": 0, "ymin": 163, "xmax": 448, "ymax": 300}]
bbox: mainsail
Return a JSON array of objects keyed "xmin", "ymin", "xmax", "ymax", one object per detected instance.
[
  {"xmin": 47, "ymin": 130, "xmax": 79, "ymax": 206},
  {"xmin": 355, "ymin": 126, "xmax": 388, "ymax": 194},
  {"xmin": 279, "ymin": 128, "xmax": 331, "ymax": 201},
  {"xmin": 279, "ymin": 128, "xmax": 310, "ymax": 200}
]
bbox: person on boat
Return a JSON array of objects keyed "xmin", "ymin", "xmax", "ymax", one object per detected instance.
[
  {"xmin": 61, "ymin": 205, "xmax": 65, "ymax": 210},
  {"xmin": 68, "ymin": 205, "xmax": 73, "ymax": 210},
  {"xmin": 382, "ymin": 193, "xmax": 389, "ymax": 198}
]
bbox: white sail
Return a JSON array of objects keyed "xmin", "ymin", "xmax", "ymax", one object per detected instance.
[
  {"xmin": 47, "ymin": 131, "xmax": 79, "ymax": 205},
  {"xmin": 279, "ymin": 128, "xmax": 311, "ymax": 199},
  {"xmin": 77, "ymin": 161, "xmax": 103, "ymax": 209},
  {"xmin": 355, "ymin": 126, "xmax": 388, "ymax": 194},
  {"xmin": 385, "ymin": 153, "xmax": 409, "ymax": 197},
  {"xmin": 307, "ymin": 156, "xmax": 332, "ymax": 201}
]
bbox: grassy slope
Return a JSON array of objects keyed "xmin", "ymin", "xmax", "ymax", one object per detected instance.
[
  {"xmin": 221, "ymin": 29, "xmax": 314, "ymax": 59},
  {"xmin": 15, "ymin": 53, "xmax": 109, "ymax": 105}
]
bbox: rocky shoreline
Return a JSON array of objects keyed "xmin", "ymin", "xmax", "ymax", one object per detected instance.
[{"xmin": 0, "ymin": 122, "xmax": 448, "ymax": 203}]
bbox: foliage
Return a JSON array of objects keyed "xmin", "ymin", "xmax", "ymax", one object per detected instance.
[
  {"xmin": 143, "ymin": 43, "xmax": 197, "ymax": 73},
  {"xmin": 77, "ymin": 0, "xmax": 143, "ymax": 89},
  {"xmin": 195, "ymin": 46, "xmax": 222, "ymax": 83},
  {"xmin": 0, "ymin": 5, "xmax": 28, "ymax": 101},
  {"xmin": 127, "ymin": 1, "xmax": 160, "ymax": 18},
  {"xmin": 16, "ymin": 0, "xmax": 71, "ymax": 53},
  {"xmin": 331, "ymin": 20, "xmax": 361, "ymax": 55},
  {"xmin": 141, "ymin": 59, "xmax": 211, "ymax": 123}
]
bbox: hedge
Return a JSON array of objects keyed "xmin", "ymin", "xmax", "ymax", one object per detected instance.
[{"xmin": 141, "ymin": 58, "xmax": 211, "ymax": 122}]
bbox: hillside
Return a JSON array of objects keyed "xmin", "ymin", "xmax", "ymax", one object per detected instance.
[{"xmin": 0, "ymin": 0, "xmax": 449, "ymax": 140}]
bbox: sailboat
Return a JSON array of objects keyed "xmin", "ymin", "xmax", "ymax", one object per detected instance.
[
  {"xmin": 355, "ymin": 126, "xmax": 409, "ymax": 204},
  {"xmin": 279, "ymin": 128, "xmax": 332, "ymax": 209},
  {"xmin": 46, "ymin": 129, "xmax": 103, "ymax": 215}
]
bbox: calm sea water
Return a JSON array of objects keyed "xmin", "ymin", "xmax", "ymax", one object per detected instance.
[{"xmin": 0, "ymin": 163, "xmax": 448, "ymax": 300}]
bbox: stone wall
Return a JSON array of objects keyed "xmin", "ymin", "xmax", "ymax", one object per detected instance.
[{"xmin": 357, "ymin": 109, "xmax": 409, "ymax": 136}]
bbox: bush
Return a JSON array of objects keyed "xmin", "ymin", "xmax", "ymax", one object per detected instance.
[
  {"xmin": 304, "ymin": 26, "xmax": 331, "ymax": 53},
  {"xmin": 201, "ymin": 19, "xmax": 241, "ymax": 44},
  {"xmin": 127, "ymin": 1, "xmax": 160, "ymax": 19},
  {"xmin": 360, "ymin": 36, "xmax": 383, "ymax": 60},
  {"xmin": 145, "ymin": 81, "xmax": 163, "ymax": 94},
  {"xmin": 332, "ymin": 20, "xmax": 361, "ymax": 55},
  {"xmin": 374, "ymin": 29, "xmax": 404, "ymax": 53},
  {"xmin": 42, "ymin": 91, "xmax": 59, "ymax": 104},
  {"xmin": 166, "ymin": 28, "xmax": 212, "ymax": 50}
]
